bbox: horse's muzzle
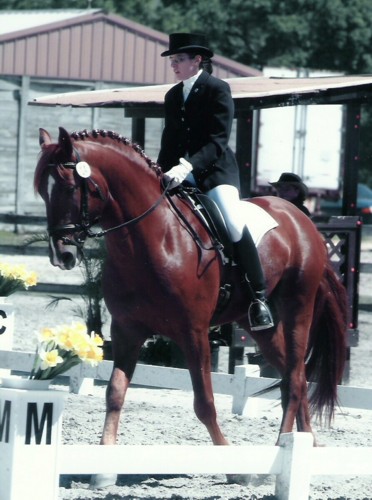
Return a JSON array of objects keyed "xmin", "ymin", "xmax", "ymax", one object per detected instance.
[{"xmin": 49, "ymin": 237, "xmax": 82, "ymax": 270}]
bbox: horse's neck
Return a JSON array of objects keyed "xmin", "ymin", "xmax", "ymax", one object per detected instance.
[
  {"xmin": 97, "ymin": 155, "xmax": 166, "ymax": 238},
  {"xmin": 99, "ymin": 152, "xmax": 159, "ymax": 209},
  {"xmin": 101, "ymin": 167, "xmax": 169, "ymax": 281}
]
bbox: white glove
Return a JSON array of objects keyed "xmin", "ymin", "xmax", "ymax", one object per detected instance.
[{"xmin": 163, "ymin": 158, "xmax": 192, "ymax": 187}]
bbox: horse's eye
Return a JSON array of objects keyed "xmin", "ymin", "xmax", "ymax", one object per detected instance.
[{"xmin": 64, "ymin": 184, "xmax": 77, "ymax": 194}]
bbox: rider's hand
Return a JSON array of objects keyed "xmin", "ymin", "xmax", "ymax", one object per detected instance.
[{"xmin": 163, "ymin": 158, "xmax": 192, "ymax": 188}]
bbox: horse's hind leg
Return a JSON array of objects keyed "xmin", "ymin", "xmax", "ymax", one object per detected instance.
[
  {"xmin": 279, "ymin": 367, "xmax": 313, "ymax": 436},
  {"xmin": 279, "ymin": 309, "xmax": 316, "ymax": 440},
  {"xmin": 251, "ymin": 309, "xmax": 315, "ymax": 444}
]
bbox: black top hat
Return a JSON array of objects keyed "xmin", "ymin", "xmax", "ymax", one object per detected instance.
[
  {"xmin": 270, "ymin": 172, "xmax": 309, "ymax": 197},
  {"xmin": 161, "ymin": 33, "xmax": 214, "ymax": 58}
]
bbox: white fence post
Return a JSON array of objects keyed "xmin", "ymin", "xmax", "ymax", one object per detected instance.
[
  {"xmin": 231, "ymin": 364, "xmax": 281, "ymax": 416},
  {"xmin": 275, "ymin": 432, "xmax": 313, "ymax": 500},
  {"xmin": 69, "ymin": 364, "xmax": 95, "ymax": 395},
  {"xmin": 231, "ymin": 364, "xmax": 250, "ymax": 414}
]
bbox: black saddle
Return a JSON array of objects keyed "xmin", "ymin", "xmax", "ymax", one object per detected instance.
[{"xmin": 176, "ymin": 186, "xmax": 234, "ymax": 260}]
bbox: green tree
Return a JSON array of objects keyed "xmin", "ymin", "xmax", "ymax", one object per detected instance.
[
  {"xmin": 0, "ymin": 0, "xmax": 114, "ymax": 9},
  {"xmin": 306, "ymin": 0, "xmax": 372, "ymax": 73}
]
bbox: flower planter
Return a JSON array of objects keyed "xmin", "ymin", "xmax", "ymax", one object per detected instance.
[
  {"xmin": 0, "ymin": 375, "xmax": 51, "ymax": 390},
  {"xmin": 0, "ymin": 380, "xmax": 66, "ymax": 500}
]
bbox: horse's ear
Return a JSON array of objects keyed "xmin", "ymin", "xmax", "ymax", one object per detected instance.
[
  {"xmin": 39, "ymin": 128, "xmax": 52, "ymax": 149},
  {"xmin": 58, "ymin": 127, "xmax": 73, "ymax": 158}
]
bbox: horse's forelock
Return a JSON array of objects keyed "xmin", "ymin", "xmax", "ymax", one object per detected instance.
[{"xmin": 34, "ymin": 143, "xmax": 62, "ymax": 194}]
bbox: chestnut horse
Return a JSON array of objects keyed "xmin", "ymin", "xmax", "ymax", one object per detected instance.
[{"xmin": 34, "ymin": 127, "xmax": 347, "ymax": 478}]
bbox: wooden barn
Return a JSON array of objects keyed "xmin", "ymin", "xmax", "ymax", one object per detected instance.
[{"xmin": 0, "ymin": 9, "xmax": 260, "ymax": 218}]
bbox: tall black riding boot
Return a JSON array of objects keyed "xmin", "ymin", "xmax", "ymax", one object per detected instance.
[{"xmin": 234, "ymin": 227, "xmax": 274, "ymax": 331}]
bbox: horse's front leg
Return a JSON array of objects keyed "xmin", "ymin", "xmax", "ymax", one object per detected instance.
[
  {"xmin": 90, "ymin": 367, "xmax": 130, "ymax": 489},
  {"xmin": 90, "ymin": 324, "xmax": 144, "ymax": 489},
  {"xmin": 101, "ymin": 366, "xmax": 129, "ymax": 445}
]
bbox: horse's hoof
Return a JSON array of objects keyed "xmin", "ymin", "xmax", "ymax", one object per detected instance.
[
  {"xmin": 226, "ymin": 473, "xmax": 251, "ymax": 485},
  {"xmin": 89, "ymin": 473, "xmax": 118, "ymax": 489}
]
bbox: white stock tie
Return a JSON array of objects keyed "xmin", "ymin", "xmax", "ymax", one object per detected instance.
[{"xmin": 183, "ymin": 82, "xmax": 193, "ymax": 101}]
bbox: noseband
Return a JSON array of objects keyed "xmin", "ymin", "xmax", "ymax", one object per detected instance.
[{"xmin": 47, "ymin": 157, "xmax": 172, "ymax": 245}]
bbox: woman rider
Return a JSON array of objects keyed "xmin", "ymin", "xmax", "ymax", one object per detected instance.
[{"xmin": 157, "ymin": 33, "xmax": 273, "ymax": 331}]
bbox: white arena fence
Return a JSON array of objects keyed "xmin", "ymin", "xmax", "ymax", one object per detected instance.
[
  {"xmin": 1, "ymin": 348, "xmax": 372, "ymax": 500},
  {"xmin": 0, "ymin": 348, "xmax": 372, "ymax": 413}
]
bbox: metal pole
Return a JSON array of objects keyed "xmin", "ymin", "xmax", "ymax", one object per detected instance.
[{"xmin": 342, "ymin": 102, "xmax": 361, "ymax": 215}]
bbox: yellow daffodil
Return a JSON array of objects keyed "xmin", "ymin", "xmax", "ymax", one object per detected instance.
[
  {"xmin": 39, "ymin": 327, "xmax": 58, "ymax": 342},
  {"xmin": 39, "ymin": 349, "xmax": 64, "ymax": 370},
  {"xmin": 25, "ymin": 271, "xmax": 38, "ymax": 287},
  {"xmin": 78, "ymin": 342, "xmax": 104, "ymax": 366},
  {"xmin": 91, "ymin": 332, "xmax": 104, "ymax": 346},
  {"xmin": 0, "ymin": 261, "xmax": 38, "ymax": 296},
  {"xmin": 30, "ymin": 321, "xmax": 104, "ymax": 380}
]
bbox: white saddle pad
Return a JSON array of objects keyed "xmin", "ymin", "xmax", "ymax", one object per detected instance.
[{"xmin": 244, "ymin": 201, "xmax": 278, "ymax": 246}]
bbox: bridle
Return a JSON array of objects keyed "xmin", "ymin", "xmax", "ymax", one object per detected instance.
[{"xmin": 46, "ymin": 158, "xmax": 173, "ymax": 246}]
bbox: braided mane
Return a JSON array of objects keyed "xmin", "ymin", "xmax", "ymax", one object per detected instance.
[{"xmin": 71, "ymin": 129, "xmax": 162, "ymax": 175}]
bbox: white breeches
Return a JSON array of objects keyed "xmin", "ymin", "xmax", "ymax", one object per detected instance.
[
  {"xmin": 206, "ymin": 184, "xmax": 246, "ymax": 242},
  {"xmin": 184, "ymin": 172, "xmax": 246, "ymax": 242}
]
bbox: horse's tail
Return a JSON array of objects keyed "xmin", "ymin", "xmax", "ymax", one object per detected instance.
[{"xmin": 306, "ymin": 260, "xmax": 348, "ymax": 423}]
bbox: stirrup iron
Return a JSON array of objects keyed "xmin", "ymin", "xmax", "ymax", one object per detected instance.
[{"xmin": 248, "ymin": 297, "xmax": 274, "ymax": 331}]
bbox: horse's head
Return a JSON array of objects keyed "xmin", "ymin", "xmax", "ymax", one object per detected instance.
[{"xmin": 35, "ymin": 127, "xmax": 107, "ymax": 270}]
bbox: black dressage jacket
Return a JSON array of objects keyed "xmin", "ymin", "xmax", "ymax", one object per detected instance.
[{"xmin": 157, "ymin": 70, "xmax": 241, "ymax": 192}]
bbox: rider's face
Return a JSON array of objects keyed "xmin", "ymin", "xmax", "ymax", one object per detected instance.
[{"xmin": 169, "ymin": 53, "xmax": 201, "ymax": 81}]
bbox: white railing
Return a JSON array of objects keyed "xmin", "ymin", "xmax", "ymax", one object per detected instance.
[
  {"xmin": 1, "ymin": 348, "xmax": 372, "ymax": 414},
  {"xmin": 1, "ymin": 348, "xmax": 372, "ymax": 500},
  {"xmin": 58, "ymin": 435, "xmax": 372, "ymax": 500}
]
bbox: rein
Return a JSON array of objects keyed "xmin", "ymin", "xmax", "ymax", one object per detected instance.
[
  {"xmin": 47, "ymin": 159, "xmax": 173, "ymax": 243},
  {"xmin": 166, "ymin": 190, "xmax": 219, "ymax": 252},
  {"xmin": 84, "ymin": 181, "xmax": 173, "ymax": 239}
]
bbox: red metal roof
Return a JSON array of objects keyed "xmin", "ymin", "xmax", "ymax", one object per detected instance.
[{"xmin": 0, "ymin": 10, "xmax": 261, "ymax": 84}]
